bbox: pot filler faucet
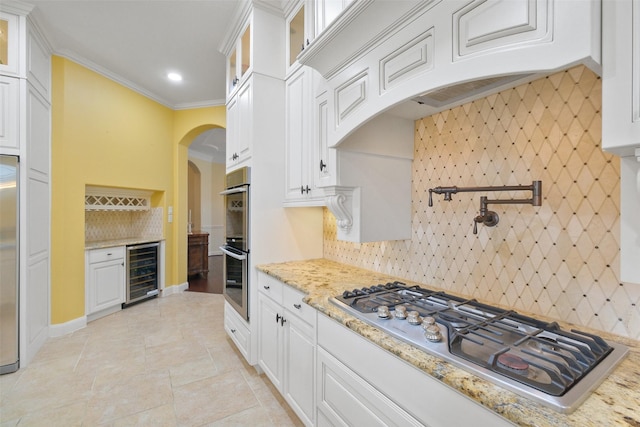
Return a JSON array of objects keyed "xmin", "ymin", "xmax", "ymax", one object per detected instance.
[{"xmin": 428, "ymin": 181, "xmax": 542, "ymax": 234}]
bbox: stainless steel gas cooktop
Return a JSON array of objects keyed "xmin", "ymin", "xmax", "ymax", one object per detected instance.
[{"xmin": 330, "ymin": 281, "xmax": 628, "ymax": 414}]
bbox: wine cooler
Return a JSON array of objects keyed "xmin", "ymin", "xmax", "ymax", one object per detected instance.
[{"xmin": 124, "ymin": 242, "xmax": 160, "ymax": 307}]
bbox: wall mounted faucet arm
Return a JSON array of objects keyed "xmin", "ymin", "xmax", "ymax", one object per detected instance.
[
  {"xmin": 429, "ymin": 181, "xmax": 543, "ymax": 235},
  {"xmin": 429, "ymin": 181, "xmax": 541, "ymax": 205}
]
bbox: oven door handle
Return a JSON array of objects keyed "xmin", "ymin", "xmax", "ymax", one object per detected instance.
[
  {"xmin": 220, "ymin": 246, "xmax": 247, "ymax": 261},
  {"xmin": 220, "ymin": 186, "xmax": 248, "ymax": 195}
]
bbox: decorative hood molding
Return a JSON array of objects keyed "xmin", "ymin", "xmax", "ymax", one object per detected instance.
[{"xmin": 300, "ymin": 0, "xmax": 602, "ymax": 149}]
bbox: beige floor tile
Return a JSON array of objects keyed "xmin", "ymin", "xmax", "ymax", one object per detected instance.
[
  {"xmin": 206, "ymin": 406, "xmax": 276, "ymax": 427},
  {"xmin": 85, "ymin": 369, "xmax": 173, "ymax": 425},
  {"xmin": 0, "ymin": 293, "xmax": 301, "ymax": 426},
  {"xmin": 111, "ymin": 402, "xmax": 177, "ymax": 427},
  {"xmin": 169, "ymin": 355, "xmax": 219, "ymax": 388},
  {"xmin": 13, "ymin": 401, "xmax": 86, "ymax": 427},
  {"xmin": 173, "ymin": 370, "xmax": 259, "ymax": 426}
]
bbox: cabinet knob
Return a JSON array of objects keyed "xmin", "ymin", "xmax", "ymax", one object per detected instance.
[
  {"xmin": 293, "ymin": 303, "xmax": 302, "ymax": 310},
  {"xmin": 263, "ymin": 285, "xmax": 270, "ymax": 290},
  {"xmin": 232, "ymin": 77, "xmax": 239, "ymax": 86},
  {"xmin": 230, "ymin": 328, "xmax": 236, "ymax": 333},
  {"xmin": 320, "ymin": 160, "xmax": 327, "ymax": 171}
]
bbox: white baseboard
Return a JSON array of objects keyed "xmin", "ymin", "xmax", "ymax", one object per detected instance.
[
  {"xmin": 163, "ymin": 282, "xmax": 188, "ymax": 296},
  {"xmin": 49, "ymin": 316, "xmax": 87, "ymax": 338}
]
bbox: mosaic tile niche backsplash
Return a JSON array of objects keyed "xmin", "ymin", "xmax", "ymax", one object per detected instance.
[
  {"xmin": 323, "ymin": 65, "xmax": 640, "ymax": 340},
  {"xmin": 85, "ymin": 207, "xmax": 164, "ymax": 242}
]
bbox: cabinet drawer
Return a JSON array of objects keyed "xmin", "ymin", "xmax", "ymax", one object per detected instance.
[
  {"xmin": 88, "ymin": 246, "xmax": 125, "ymax": 264},
  {"xmin": 258, "ymin": 272, "xmax": 284, "ymax": 303},
  {"xmin": 224, "ymin": 301, "xmax": 250, "ymax": 361},
  {"xmin": 283, "ymin": 285, "xmax": 315, "ymax": 326}
]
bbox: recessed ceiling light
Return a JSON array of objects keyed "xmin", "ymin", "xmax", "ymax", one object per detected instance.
[{"xmin": 167, "ymin": 72, "xmax": 182, "ymax": 82}]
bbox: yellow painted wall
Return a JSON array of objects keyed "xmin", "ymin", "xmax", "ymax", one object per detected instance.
[{"xmin": 51, "ymin": 56, "xmax": 226, "ymax": 324}]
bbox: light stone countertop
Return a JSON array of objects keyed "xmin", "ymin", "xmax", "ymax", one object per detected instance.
[
  {"xmin": 85, "ymin": 237, "xmax": 163, "ymax": 250},
  {"xmin": 257, "ymin": 258, "xmax": 640, "ymax": 427}
]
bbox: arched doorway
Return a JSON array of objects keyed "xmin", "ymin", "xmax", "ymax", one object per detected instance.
[{"xmin": 185, "ymin": 128, "xmax": 226, "ymax": 293}]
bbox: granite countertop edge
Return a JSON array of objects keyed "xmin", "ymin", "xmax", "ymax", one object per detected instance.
[
  {"xmin": 85, "ymin": 237, "xmax": 164, "ymax": 250},
  {"xmin": 257, "ymin": 258, "xmax": 640, "ymax": 427}
]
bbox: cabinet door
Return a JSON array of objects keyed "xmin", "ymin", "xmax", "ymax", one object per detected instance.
[
  {"xmin": 88, "ymin": 259, "xmax": 124, "ymax": 313},
  {"xmin": 236, "ymin": 77, "xmax": 253, "ymax": 163},
  {"xmin": 0, "ymin": 76, "xmax": 20, "ymax": 152},
  {"xmin": 315, "ymin": 0, "xmax": 353, "ymax": 36},
  {"xmin": 0, "ymin": 12, "xmax": 21, "ymax": 77},
  {"xmin": 285, "ymin": 67, "xmax": 308, "ymax": 200},
  {"xmin": 257, "ymin": 292, "xmax": 283, "ymax": 390},
  {"xmin": 602, "ymin": 0, "xmax": 640, "ymax": 155},
  {"xmin": 316, "ymin": 347, "xmax": 423, "ymax": 427},
  {"xmin": 226, "ymin": 95, "xmax": 238, "ymax": 167},
  {"xmin": 284, "ymin": 311, "xmax": 315, "ymax": 426},
  {"xmin": 314, "ymin": 88, "xmax": 337, "ymax": 188}
]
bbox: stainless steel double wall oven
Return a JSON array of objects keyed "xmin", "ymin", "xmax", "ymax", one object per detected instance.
[{"xmin": 220, "ymin": 167, "xmax": 250, "ymax": 320}]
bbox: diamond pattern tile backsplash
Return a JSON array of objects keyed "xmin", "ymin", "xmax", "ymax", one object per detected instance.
[
  {"xmin": 85, "ymin": 207, "xmax": 163, "ymax": 242},
  {"xmin": 324, "ymin": 65, "xmax": 640, "ymax": 340}
]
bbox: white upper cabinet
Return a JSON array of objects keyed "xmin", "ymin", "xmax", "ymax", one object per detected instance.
[
  {"xmin": 284, "ymin": 66, "xmax": 323, "ymax": 206},
  {"xmin": 226, "ymin": 75, "xmax": 253, "ymax": 169},
  {"xmin": 314, "ymin": 0, "xmax": 352, "ymax": 36},
  {"xmin": 0, "ymin": 76, "xmax": 19, "ymax": 152},
  {"xmin": 603, "ymin": 0, "xmax": 640, "ymax": 285},
  {"xmin": 0, "ymin": 10, "xmax": 23, "ymax": 78},
  {"xmin": 222, "ymin": 2, "xmax": 284, "ymax": 99},
  {"xmin": 227, "ymin": 22, "xmax": 251, "ymax": 96},
  {"xmin": 602, "ymin": 0, "xmax": 640, "ymax": 156},
  {"xmin": 286, "ymin": 2, "xmax": 308, "ymax": 71}
]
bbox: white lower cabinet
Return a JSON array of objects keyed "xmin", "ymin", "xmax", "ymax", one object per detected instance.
[
  {"xmin": 317, "ymin": 347, "xmax": 423, "ymax": 426},
  {"xmin": 257, "ymin": 273, "xmax": 316, "ymax": 426},
  {"xmin": 256, "ymin": 274, "xmax": 512, "ymax": 427},
  {"xmin": 316, "ymin": 313, "xmax": 514, "ymax": 427},
  {"xmin": 224, "ymin": 300, "xmax": 251, "ymax": 362},
  {"xmin": 85, "ymin": 246, "xmax": 125, "ymax": 319}
]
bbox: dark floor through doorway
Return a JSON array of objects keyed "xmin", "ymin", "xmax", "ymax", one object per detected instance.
[{"xmin": 187, "ymin": 255, "xmax": 223, "ymax": 294}]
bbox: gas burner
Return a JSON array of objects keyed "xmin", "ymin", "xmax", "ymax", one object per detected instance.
[
  {"xmin": 497, "ymin": 353, "xmax": 529, "ymax": 372},
  {"xmin": 330, "ymin": 281, "xmax": 629, "ymax": 414}
]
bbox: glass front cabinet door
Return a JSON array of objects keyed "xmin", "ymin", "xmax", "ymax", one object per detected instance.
[{"xmin": 0, "ymin": 12, "xmax": 20, "ymax": 77}]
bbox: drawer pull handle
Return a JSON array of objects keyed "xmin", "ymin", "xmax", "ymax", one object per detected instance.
[
  {"xmin": 264, "ymin": 285, "xmax": 270, "ymax": 290},
  {"xmin": 293, "ymin": 304, "xmax": 302, "ymax": 310},
  {"xmin": 107, "ymin": 253, "xmax": 112, "ymax": 256}
]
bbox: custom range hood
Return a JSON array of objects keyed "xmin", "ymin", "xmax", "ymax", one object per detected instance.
[{"xmin": 298, "ymin": 0, "xmax": 602, "ymax": 243}]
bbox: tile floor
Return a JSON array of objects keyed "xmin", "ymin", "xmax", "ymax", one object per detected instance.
[{"xmin": 0, "ymin": 292, "xmax": 303, "ymax": 426}]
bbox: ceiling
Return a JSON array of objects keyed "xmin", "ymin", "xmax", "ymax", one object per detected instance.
[{"xmin": 24, "ymin": 0, "xmax": 248, "ymax": 161}]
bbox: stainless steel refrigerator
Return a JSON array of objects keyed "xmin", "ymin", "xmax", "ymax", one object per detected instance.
[{"xmin": 0, "ymin": 155, "xmax": 19, "ymax": 374}]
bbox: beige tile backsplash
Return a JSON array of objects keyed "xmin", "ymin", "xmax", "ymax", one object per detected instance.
[
  {"xmin": 85, "ymin": 207, "xmax": 163, "ymax": 242},
  {"xmin": 323, "ymin": 65, "xmax": 640, "ymax": 340}
]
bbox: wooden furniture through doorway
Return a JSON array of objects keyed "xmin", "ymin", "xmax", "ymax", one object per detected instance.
[{"xmin": 188, "ymin": 232, "xmax": 209, "ymax": 278}]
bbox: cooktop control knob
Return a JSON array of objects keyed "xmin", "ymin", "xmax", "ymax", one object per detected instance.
[
  {"xmin": 407, "ymin": 311, "xmax": 422, "ymax": 325},
  {"xmin": 423, "ymin": 316, "xmax": 436, "ymax": 326},
  {"xmin": 377, "ymin": 305, "xmax": 391, "ymax": 319},
  {"xmin": 423, "ymin": 324, "xmax": 442, "ymax": 342},
  {"xmin": 395, "ymin": 305, "xmax": 407, "ymax": 319}
]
